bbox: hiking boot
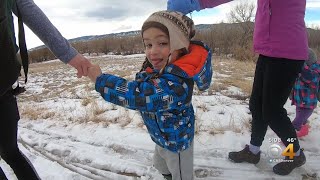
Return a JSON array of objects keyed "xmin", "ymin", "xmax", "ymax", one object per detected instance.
[
  {"xmin": 296, "ymin": 124, "xmax": 309, "ymax": 138},
  {"xmin": 162, "ymin": 174, "xmax": 172, "ymax": 180},
  {"xmin": 273, "ymin": 149, "xmax": 306, "ymax": 175},
  {"xmin": 228, "ymin": 145, "xmax": 260, "ymax": 164}
]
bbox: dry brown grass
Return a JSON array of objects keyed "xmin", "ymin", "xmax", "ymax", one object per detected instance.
[
  {"xmin": 240, "ymin": 116, "xmax": 252, "ymax": 130},
  {"xmin": 214, "ymin": 56, "xmax": 256, "ymax": 76},
  {"xmin": 42, "ymin": 112, "xmax": 56, "ymax": 119},
  {"xmin": 210, "ymin": 83, "xmax": 229, "ymax": 94},
  {"xmin": 28, "ymin": 61, "xmax": 68, "ymax": 74},
  {"xmin": 21, "ymin": 107, "xmax": 43, "ymax": 120},
  {"xmin": 197, "ymin": 103, "xmax": 209, "ymax": 112},
  {"xmin": 194, "ymin": 119, "xmax": 201, "ymax": 135},
  {"xmin": 212, "ymin": 57, "xmax": 255, "ymax": 97},
  {"xmin": 208, "ymin": 114, "xmax": 252, "ymax": 136},
  {"xmin": 18, "ymin": 94, "xmax": 44, "ymax": 103},
  {"xmin": 119, "ymin": 114, "xmax": 133, "ymax": 128},
  {"xmin": 74, "ymin": 100, "xmax": 108, "ymax": 123},
  {"xmin": 22, "ymin": 55, "xmax": 257, "ymax": 133},
  {"xmin": 226, "ymin": 93, "xmax": 250, "ymax": 101},
  {"xmin": 91, "ymin": 101, "xmax": 107, "ymax": 116},
  {"xmin": 137, "ymin": 121, "xmax": 145, "ymax": 128},
  {"xmin": 77, "ymin": 109, "xmax": 104, "ymax": 124},
  {"xmin": 78, "ymin": 114, "xmax": 105, "ymax": 124},
  {"xmin": 20, "ymin": 106, "xmax": 56, "ymax": 120},
  {"xmin": 82, "ymin": 98, "xmax": 92, "ymax": 106}
]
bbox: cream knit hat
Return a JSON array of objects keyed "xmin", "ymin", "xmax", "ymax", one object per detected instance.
[{"xmin": 141, "ymin": 11, "xmax": 195, "ymax": 54}]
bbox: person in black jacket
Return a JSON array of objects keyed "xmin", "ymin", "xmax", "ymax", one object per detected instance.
[{"xmin": 0, "ymin": 0, "xmax": 92, "ymax": 179}]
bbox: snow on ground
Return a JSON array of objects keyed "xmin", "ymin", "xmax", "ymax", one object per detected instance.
[{"xmin": 1, "ymin": 55, "xmax": 319, "ymax": 180}]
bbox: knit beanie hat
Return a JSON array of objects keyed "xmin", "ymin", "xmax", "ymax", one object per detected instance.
[
  {"xmin": 306, "ymin": 48, "xmax": 317, "ymax": 66},
  {"xmin": 141, "ymin": 11, "xmax": 195, "ymax": 54}
]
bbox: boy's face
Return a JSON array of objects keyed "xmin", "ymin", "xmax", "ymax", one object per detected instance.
[{"xmin": 143, "ymin": 27, "xmax": 170, "ymax": 70}]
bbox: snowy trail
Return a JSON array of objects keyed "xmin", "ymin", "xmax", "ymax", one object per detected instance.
[
  {"xmin": 2, "ymin": 56, "xmax": 318, "ymax": 180},
  {"xmin": 12, "ymin": 120, "xmax": 319, "ymax": 180},
  {"xmin": 18, "ymin": 124, "xmax": 154, "ymax": 179}
]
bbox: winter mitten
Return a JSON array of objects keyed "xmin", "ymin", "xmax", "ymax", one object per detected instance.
[{"xmin": 167, "ymin": 0, "xmax": 201, "ymax": 15}]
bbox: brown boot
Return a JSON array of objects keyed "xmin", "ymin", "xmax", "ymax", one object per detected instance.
[
  {"xmin": 228, "ymin": 144, "xmax": 260, "ymax": 164},
  {"xmin": 273, "ymin": 149, "xmax": 306, "ymax": 175}
]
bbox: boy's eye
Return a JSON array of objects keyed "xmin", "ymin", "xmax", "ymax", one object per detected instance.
[
  {"xmin": 159, "ymin": 42, "xmax": 168, "ymax": 46},
  {"xmin": 144, "ymin": 41, "xmax": 168, "ymax": 49},
  {"xmin": 145, "ymin": 44, "xmax": 152, "ymax": 48}
]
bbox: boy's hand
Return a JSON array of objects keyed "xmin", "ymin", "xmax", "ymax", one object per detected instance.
[{"xmin": 88, "ymin": 64, "xmax": 102, "ymax": 82}]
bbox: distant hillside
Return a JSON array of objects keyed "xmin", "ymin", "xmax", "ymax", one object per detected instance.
[
  {"xmin": 68, "ymin": 24, "xmax": 214, "ymax": 42},
  {"xmin": 28, "ymin": 22, "xmax": 320, "ymax": 64},
  {"xmin": 29, "ymin": 23, "xmax": 320, "ymax": 52},
  {"xmin": 68, "ymin": 30, "xmax": 141, "ymax": 43},
  {"xmin": 29, "ymin": 24, "xmax": 214, "ymax": 51}
]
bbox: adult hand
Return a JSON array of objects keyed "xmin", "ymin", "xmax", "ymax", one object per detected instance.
[
  {"xmin": 167, "ymin": 0, "xmax": 201, "ymax": 15},
  {"xmin": 88, "ymin": 64, "xmax": 102, "ymax": 82},
  {"xmin": 68, "ymin": 53, "xmax": 92, "ymax": 78}
]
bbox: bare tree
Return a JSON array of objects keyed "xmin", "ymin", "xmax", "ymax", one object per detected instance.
[
  {"xmin": 228, "ymin": 1, "xmax": 255, "ymax": 23},
  {"xmin": 227, "ymin": 1, "xmax": 255, "ymax": 48}
]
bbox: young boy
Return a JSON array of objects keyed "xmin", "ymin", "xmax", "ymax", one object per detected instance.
[{"xmin": 88, "ymin": 11, "xmax": 212, "ymax": 180}]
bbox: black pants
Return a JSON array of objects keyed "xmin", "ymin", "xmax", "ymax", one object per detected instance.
[
  {"xmin": 0, "ymin": 91, "xmax": 40, "ymax": 180},
  {"xmin": 249, "ymin": 55, "xmax": 305, "ymax": 152}
]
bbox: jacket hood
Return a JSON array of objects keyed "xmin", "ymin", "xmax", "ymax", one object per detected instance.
[{"xmin": 165, "ymin": 41, "xmax": 212, "ymax": 90}]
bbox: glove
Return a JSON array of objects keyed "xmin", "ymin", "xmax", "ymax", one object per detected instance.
[{"xmin": 167, "ymin": 0, "xmax": 201, "ymax": 15}]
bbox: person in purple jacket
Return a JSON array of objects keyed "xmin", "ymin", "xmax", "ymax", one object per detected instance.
[
  {"xmin": 167, "ymin": 0, "xmax": 308, "ymax": 175},
  {"xmin": 291, "ymin": 49, "xmax": 320, "ymax": 138}
]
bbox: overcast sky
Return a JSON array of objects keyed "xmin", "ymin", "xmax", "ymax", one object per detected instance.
[{"xmin": 19, "ymin": 0, "xmax": 320, "ymax": 49}]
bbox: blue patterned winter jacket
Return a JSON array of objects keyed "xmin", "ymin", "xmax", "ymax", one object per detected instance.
[
  {"xmin": 95, "ymin": 41, "xmax": 212, "ymax": 153},
  {"xmin": 291, "ymin": 61, "xmax": 320, "ymax": 109}
]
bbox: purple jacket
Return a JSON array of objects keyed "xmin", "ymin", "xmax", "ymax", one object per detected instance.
[{"xmin": 199, "ymin": 0, "xmax": 308, "ymax": 60}]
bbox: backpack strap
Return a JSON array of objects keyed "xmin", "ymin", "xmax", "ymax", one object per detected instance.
[
  {"xmin": 0, "ymin": 0, "xmax": 29, "ymax": 96},
  {"xmin": 0, "ymin": 1, "xmax": 4, "ymax": 17},
  {"xmin": 16, "ymin": 2, "xmax": 29, "ymax": 83}
]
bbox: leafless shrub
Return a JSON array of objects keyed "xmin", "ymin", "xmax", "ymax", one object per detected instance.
[
  {"xmin": 232, "ymin": 45, "xmax": 257, "ymax": 62},
  {"xmin": 210, "ymin": 83, "xmax": 229, "ymax": 94},
  {"xmin": 21, "ymin": 107, "xmax": 43, "ymax": 120},
  {"xmin": 81, "ymin": 98, "xmax": 92, "ymax": 106},
  {"xmin": 240, "ymin": 116, "xmax": 252, "ymax": 131},
  {"xmin": 20, "ymin": 106, "xmax": 55, "ymax": 120},
  {"xmin": 137, "ymin": 121, "xmax": 145, "ymax": 129},
  {"xmin": 218, "ymin": 108, "xmax": 225, "ymax": 115},
  {"xmin": 194, "ymin": 119, "xmax": 201, "ymax": 135},
  {"xmin": 91, "ymin": 101, "xmax": 106, "ymax": 116},
  {"xmin": 209, "ymin": 114, "xmax": 251, "ymax": 135},
  {"xmin": 197, "ymin": 103, "xmax": 209, "ymax": 112},
  {"xmin": 77, "ymin": 109, "xmax": 105, "ymax": 124},
  {"xmin": 225, "ymin": 93, "xmax": 250, "ymax": 101},
  {"xmin": 42, "ymin": 112, "xmax": 56, "ymax": 119}
]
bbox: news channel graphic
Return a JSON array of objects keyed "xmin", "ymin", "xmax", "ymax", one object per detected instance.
[{"xmin": 267, "ymin": 137, "xmax": 298, "ymax": 163}]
